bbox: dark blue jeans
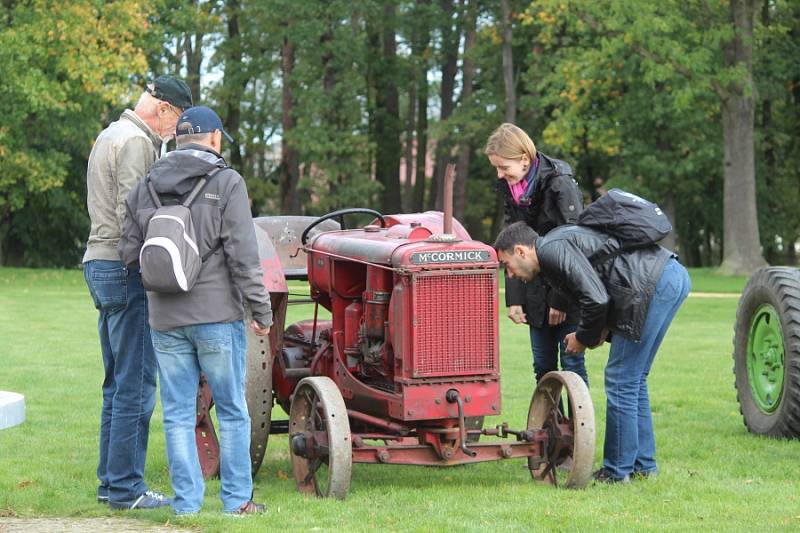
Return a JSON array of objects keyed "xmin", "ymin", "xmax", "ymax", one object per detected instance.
[
  {"xmin": 602, "ymin": 258, "xmax": 691, "ymax": 479},
  {"xmin": 84, "ymin": 260, "xmax": 157, "ymax": 504},
  {"xmin": 530, "ymin": 322, "xmax": 588, "ymax": 385}
]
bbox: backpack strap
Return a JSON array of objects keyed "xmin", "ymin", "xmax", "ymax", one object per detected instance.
[
  {"xmin": 191, "ymin": 165, "xmax": 227, "ymax": 262},
  {"xmin": 202, "ymin": 242, "xmax": 222, "ymax": 262},
  {"xmin": 183, "ymin": 166, "xmax": 226, "ymax": 207},
  {"xmin": 145, "ymin": 177, "xmax": 163, "ymax": 208},
  {"xmin": 590, "ymin": 249, "xmax": 622, "ymax": 267}
]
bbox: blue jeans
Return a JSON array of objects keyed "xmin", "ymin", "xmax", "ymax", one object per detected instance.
[
  {"xmin": 84, "ymin": 260, "xmax": 156, "ymax": 504},
  {"xmin": 151, "ymin": 320, "xmax": 252, "ymax": 514},
  {"xmin": 602, "ymin": 258, "xmax": 691, "ymax": 479},
  {"xmin": 530, "ymin": 322, "xmax": 588, "ymax": 385}
]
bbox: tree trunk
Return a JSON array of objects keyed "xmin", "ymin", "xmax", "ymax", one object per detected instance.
[
  {"xmin": 491, "ymin": 0, "xmax": 517, "ymax": 239},
  {"xmin": 371, "ymin": 4, "xmax": 402, "ymax": 214},
  {"xmin": 661, "ymin": 193, "xmax": 678, "ymax": 252},
  {"xmin": 412, "ymin": 1, "xmax": 431, "ymax": 213},
  {"xmin": 403, "ymin": 78, "xmax": 416, "ymax": 212},
  {"xmin": 183, "ymin": 32, "xmax": 203, "ymax": 104},
  {"xmin": 500, "ymin": 0, "xmax": 516, "ymax": 123},
  {"xmin": 279, "ymin": 34, "xmax": 301, "ymax": 215},
  {"xmin": 428, "ymin": 0, "xmax": 461, "ymax": 211},
  {"xmin": 759, "ymin": 0, "xmax": 778, "ymax": 264},
  {"xmin": 719, "ymin": 0, "xmax": 767, "ymax": 274},
  {"xmin": 222, "ymin": 1, "xmax": 246, "ymax": 170},
  {"xmin": 453, "ymin": 2, "xmax": 477, "ymax": 221}
]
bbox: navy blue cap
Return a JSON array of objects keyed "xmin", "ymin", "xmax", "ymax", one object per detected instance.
[{"xmin": 175, "ymin": 106, "xmax": 234, "ymax": 143}]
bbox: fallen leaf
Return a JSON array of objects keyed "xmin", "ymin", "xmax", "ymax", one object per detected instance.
[
  {"xmin": 277, "ymin": 470, "xmax": 289, "ymax": 480},
  {"xmin": 15, "ymin": 480, "xmax": 32, "ymax": 489}
]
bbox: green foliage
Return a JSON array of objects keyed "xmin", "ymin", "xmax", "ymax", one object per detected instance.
[
  {"xmin": 753, "ymin": 0, "xmax": 800, "ymax": 264},
  {"xmin": 0, "ymin": 0, "xmax": 151, "ymax": 264},
  {"xmin": 2, "ymin": 0, "xmax": 798, "ymax": 265},
  {"xmin": 511, "ymin": 0, "xmax": 800, "ymax": 267}
]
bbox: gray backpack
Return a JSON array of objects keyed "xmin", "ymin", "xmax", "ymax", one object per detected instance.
[{"xmin": 139, "ymin": 167, "xmax": 223, "ymax": 293}]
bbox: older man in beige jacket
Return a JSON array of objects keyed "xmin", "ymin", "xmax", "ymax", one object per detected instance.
[{"xmin": 83, "ymin": 76, "xmax": 192, "ymax": 510}]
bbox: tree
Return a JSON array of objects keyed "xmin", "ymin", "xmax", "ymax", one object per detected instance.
[
  {"xmin": 453, "ymin": 0, "xmax": 478, "ymax": 221},
  {"xmin": 0, "ymin": 0, "xmax": 150, "ymax": 265},
  {"xmin": 531, "ymin": 0, "xmax": 769, "ymax": 273},
  {"xmin": 719, "ymin": 0, "xmax": 766, "ymax": 273},
  {"xmin": 367, "ymin": 2, "xmax": 402, "ymax": 214},
  {"xmin": 428, "ymin": 0, "xmax": 463, "ymax": 211}
]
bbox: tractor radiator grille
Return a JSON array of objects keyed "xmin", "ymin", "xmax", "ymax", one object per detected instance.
[{"xmin": 411, "ymin": 270, "xmax": 497, "ymax": 377}]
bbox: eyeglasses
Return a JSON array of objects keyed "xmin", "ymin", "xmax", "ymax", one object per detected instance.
[{"xmin": 166, "ymin": 104, "xmax": 181, "ymax": 118}]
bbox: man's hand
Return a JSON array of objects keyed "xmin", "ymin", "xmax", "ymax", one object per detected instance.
[
  {"xmin": 588, "ymin": 328, "xmax": 609, "ymax": 349},
  {"xmin": 507, "ymin": 305, "xmax": 528, "ymax": 324},
  {"xmin": 251, "ymin": 320, "xmax": 271, "ymax": 336},
  {"xmin": 548, "ymin": 308, "xmax": 566, "ymax": 326},
  {"xmin": 563, "ymin": 332, "xmax": 587, "ymax": 354}
]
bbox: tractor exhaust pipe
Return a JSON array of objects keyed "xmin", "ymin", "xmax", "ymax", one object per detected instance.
[
  {"xmin": 446, "ymin": 389, "xmax": 477, "ymax": 458},
  {"xmin": 443, "ymin": 163, "xmax": 455, "ymax": 236}
]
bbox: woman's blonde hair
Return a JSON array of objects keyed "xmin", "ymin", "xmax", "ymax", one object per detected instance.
[{"xmin": 484, "ymin": 123, "xmax": 536, "ymax": 162}]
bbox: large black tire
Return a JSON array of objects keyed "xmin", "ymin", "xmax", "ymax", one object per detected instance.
[{"xmin": 733, "ymin": 267, "xmax": 800, "ymax": 438}]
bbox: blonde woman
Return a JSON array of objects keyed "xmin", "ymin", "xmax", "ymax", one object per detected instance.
[{"xmin": 485, "ymin": 123, "xmax": 587, "ymax": 386}]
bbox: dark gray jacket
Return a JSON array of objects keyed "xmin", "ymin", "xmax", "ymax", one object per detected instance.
[
  {"xmin": 119, "ymin": 145, "xmax": 272, "ymax": 331},
  {"xmin": 498, "ymin": 153, "xmax": 583, "ymax": 327},
  {"xmin": 535, "ymin": 225, "xmax": 675, "ymax": 345}
]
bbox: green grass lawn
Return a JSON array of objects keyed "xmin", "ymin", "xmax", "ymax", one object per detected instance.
[
  {"xmin": 685, "ymin": 268, "xmax": 749, "ymax": 293},
  {"xmin": 1, "ymin": 266, "xmax": 798, "ymax": 532}
]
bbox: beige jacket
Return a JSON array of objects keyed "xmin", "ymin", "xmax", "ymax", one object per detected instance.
[{"xmin": 83, "ymin": 110, "xmax": 162, "ymax": 262}]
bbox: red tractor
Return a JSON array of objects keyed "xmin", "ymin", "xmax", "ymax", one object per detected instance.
[{"xmin": 195, "ymin": 201, "xmax": 596, "ymax": 496}]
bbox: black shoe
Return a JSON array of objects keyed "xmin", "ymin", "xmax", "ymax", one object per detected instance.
[
  {"xmin": 109, "ymin": 490, "xmax": 171, "ymax": 510},
  {"xmin": 593, "ymin": 467, "xmax": 631, "ymax": 484},
  {"xmin": 96, "ymin": 485, "xmax": 109, "ymax": 503}
]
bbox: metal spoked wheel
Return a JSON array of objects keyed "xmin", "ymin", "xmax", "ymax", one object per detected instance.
[
  {"xmin": 246, "ymin": 321, "xmax": 274, "ymax": 475},
  {"xmin": 196, "ymin": 375, "xmax": 220, "ymax": 478},
  {"xmin": 195, "ymin": 316, "xmax": 276, "ymax": 479},
  {"xmin": 527, "ymin": 371, "xmax": 595, "ymax": 489},
  {"xmin": 289, "ymin": 377, "xmax": 352, "ymax": 499}
]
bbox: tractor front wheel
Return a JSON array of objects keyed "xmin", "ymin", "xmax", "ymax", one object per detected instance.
[
  {"xmin": 289, "ymin": 376, "xmax": 352, "ymax": 499},
  {"xmin": 733, "ymin": 267, "xmax": 800, "ymax": 438},
  {"xmin": 527, "ymin": 370, "xmax": 595, "ymax": 488}
]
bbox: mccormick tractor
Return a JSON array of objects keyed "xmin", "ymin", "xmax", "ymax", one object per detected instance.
[
  {"xmin": 194, "ymin": 179, "xmax": 595, "ymax": 497},
  {"xmin": 733, "ymin": 268, "xmax": 800, "ymax": 438}
]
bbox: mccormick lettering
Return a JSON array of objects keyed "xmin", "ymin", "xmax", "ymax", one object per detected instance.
[{"xmin": 410, "ymin": 250, "xmax": 491, "ymax": 264}]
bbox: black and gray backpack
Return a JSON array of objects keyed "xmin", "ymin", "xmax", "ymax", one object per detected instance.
[
  {"xmin": 577, "ymin": 188, "xmax": 672, "ymax": 263},
  {"xmin": 139, "ymin": 167, "xmax": 223, "ymax": 293}
]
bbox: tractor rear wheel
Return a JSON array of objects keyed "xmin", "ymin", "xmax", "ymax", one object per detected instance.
[
  {"xmin": 527, "ymin": 370, "xmax": 595, "ymax": 489},
  {"xmin": 289, "ymin": 377, "xmax": 352, "ymax": 499},
  {"xmin": 733, "ymin": 267, "xmax": 800, "ymax": 438},
  {"xmin": 246, "ymin": 324, "xmax": 273, "ymax": 475}
]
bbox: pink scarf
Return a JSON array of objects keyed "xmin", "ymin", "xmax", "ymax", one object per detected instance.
[{"xmin": 509, "ymin": 178, "xmax": 529, "ymax": 205}]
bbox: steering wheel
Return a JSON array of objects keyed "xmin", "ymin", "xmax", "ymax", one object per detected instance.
[{"xmin": 301, "ymin": 208, "xmax": 386, "ymax": 246}]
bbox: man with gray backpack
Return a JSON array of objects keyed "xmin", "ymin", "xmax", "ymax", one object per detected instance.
[{"xmin": 119, "ymin": 105, "xmax": 271, "ymax": 515}]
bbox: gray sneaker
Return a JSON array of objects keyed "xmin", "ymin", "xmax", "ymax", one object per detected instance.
[{"xmin": 109, "ymin": 490, "xmax": 172, "ymax": 510}]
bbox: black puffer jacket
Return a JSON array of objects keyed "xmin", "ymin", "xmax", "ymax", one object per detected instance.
[
  {"xmin": 534, "ymin": 225, "xmax": 675, "ymax": 345},
  {"xmin": 498, "ymin": 152, "xmax": 583, "ymax": 327}
]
